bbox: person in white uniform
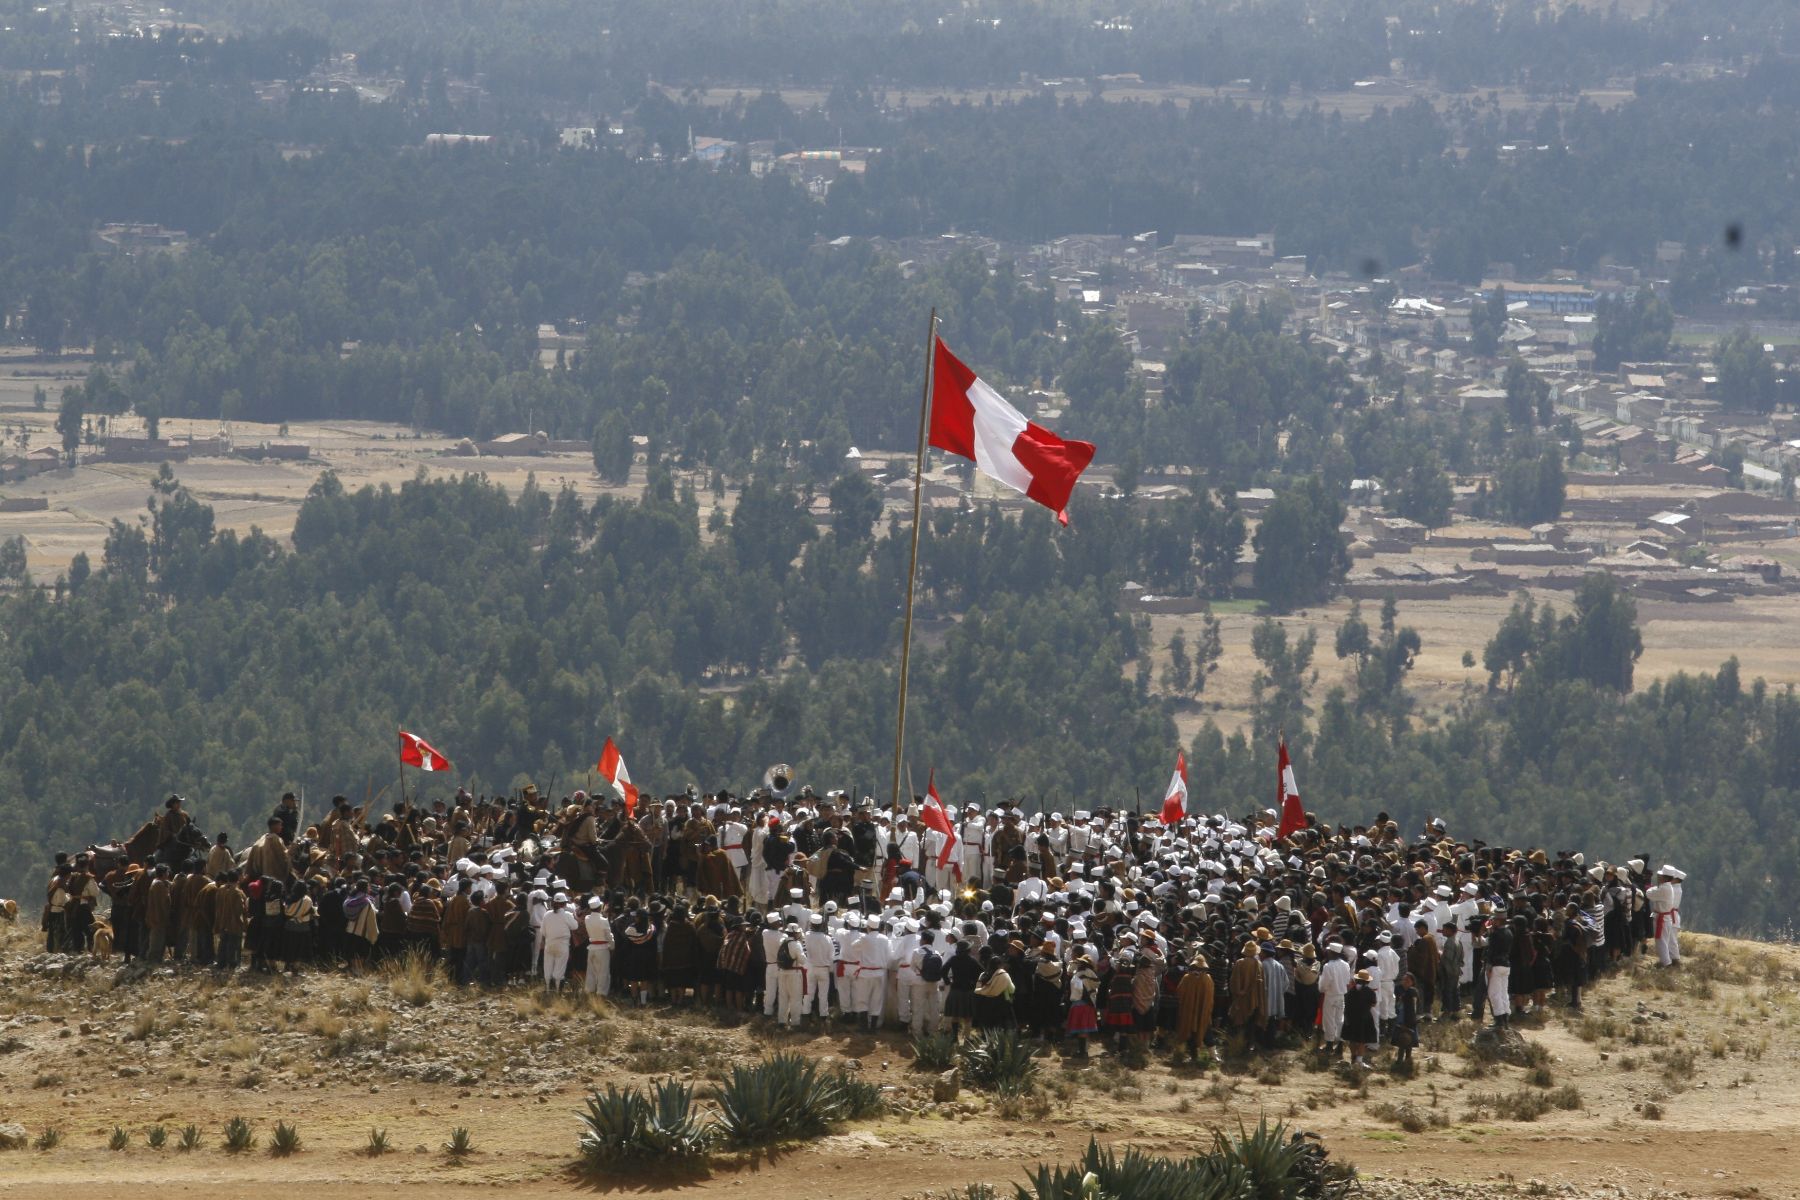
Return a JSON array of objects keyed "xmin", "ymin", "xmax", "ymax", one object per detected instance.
[
  {"xmin": 1647, "ymin": 865, "xmax": 1684, "ymax": 966},
  {"xmin": 582, "ymin": 897, "xmax": 612, "ymax": 996}
]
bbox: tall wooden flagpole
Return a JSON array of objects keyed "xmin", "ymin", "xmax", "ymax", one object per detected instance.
[{"xmin": 891, "ymin": 308, "xmax": 937, "ymax": 814}]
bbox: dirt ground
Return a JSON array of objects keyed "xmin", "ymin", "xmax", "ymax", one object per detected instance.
[{"xmin": 0, "ymin": 923, "xmax": 1795, "ymax": 1199}]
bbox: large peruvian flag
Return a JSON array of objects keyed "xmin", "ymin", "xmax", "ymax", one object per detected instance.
[
  {"xmin": 1276, "ymin": 736, "xmax": 1306, "ymax": 839},
  {"xmin": 1161, "ymin": 751, "xmax": 1188, "ymax": 825},
  {"xmin": 597, "ymin": 736, "xmax": 640, "ymax": 816},
  {"xmin": 920, "ymin": 768, "xmax": 958, "ymax": 870},
  {"xmin": 399, "ymin": 730, "xmax": 452, "ymax": 773},
  {"xmin": 930, "ymin": 337, "xmax": 1096, "ymax": 524}
]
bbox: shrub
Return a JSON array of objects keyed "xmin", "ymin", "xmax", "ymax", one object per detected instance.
[
  {"xmin": 221, "ymin": 1117, "xmax": 256, "ymax": 1153},
  {"xmin": 365, "ymin": 1128, "xmax": 391, "ymax": 1156},
  {"xmin": 177, "ymin": 1124, "xmax": 202, "ymax": 1152},
  {"xmin": 270, "ymin": 1122, "xmax": 301, "ymax": 1156},
  {"xmin": 1017, "ymin": 1122, "xmax": 1352, "ymax": 1200},
  {"xmin": 912, "ymin": 1031, "xmax": 959, "ymax": 1071},
  {"xmin": 444, "ymin": 1127, "xmax": 474, "ymax": 1158},
  {"xmin": 383, "ymin": 946, "xmax": 443, "ymax": 1007},
  {"xmin": 109, "ymin": 1126, "xmax": 130, "ymax": 1151},
  {"xmin": 711, "ymin": 1053, "xmax": 873, "ymax": 1147},
  {"xmin": 146, "ymin": 1125, "xmax": 168, "ymax": 1150},
  {"xmin": 34, "ymin": 1127, "xmax": 62, "ymax": 1151},
  {"xmin": 578, "ymin": 1080, "xmax": 712, "ymax": 1168},
  {"xmin": 960, "ymin": 1031, "xmax": 1039, "ymax": 1096},
  {"xmin": 1366, "ymin": 1101, "xmax": 1447, "ymax": 1134}
]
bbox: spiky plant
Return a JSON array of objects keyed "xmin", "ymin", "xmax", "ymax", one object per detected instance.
[
  {"xmin": 960, "ymin": 1031, "xmax": 1039, "ymax": 1096},
  {"xmin": 33, "ymin": 1127, "xmax": 62, "ymax": 1151},
  {"xmin": 578, "ymin": 1085, "xmax": 652, "ymax": 1167},
  {"xmin": 270, "ymin": 1122, "xmax": 301, "ymax": 1157},
  {"xmin": 911, "ymin": 1031, "xmax": 960, "ymax": 1071},
  {"xmin": 365, "ymin": 1128, "xmax": 391, "ymax": 1156},
  {"xmin": 145, "ymin": 1124, "xmax": 168, "ymax": 1150},
  {"xmin": 828, "ymin": 1070, "xmax": 885, "ymax": 1121},
  {"xmin": 109, "ymin": 1126, "xmax": 130, "ymax": 1151},
  {"xmin": 177, "ymin": 1124, "xmax": 202, "ymax": 1152},
  {"xmin": 712, "ymin": 1053, "xmax": 844, "ymax": 1146},
  {"xmin": 221, "ymin": 1117, "xmax": 256, "ymax": 1153},
  {"xmin": 444, "ymin": 1126, "xmax": 474, "ymax": 1158},
  {"xmin": 640, "ymin": 1079, "xmax": 712, "ymax": 1159}
]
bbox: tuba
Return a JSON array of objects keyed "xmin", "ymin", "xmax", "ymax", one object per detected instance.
[{"xmin": 763, "ymin": 763, "xmax": 795, "ymax": 800}]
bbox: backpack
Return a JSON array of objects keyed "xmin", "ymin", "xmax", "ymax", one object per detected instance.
[
  {"xmin": 777, "ymin": 938, "xmax": 796, "ymax": 969},
  {"xmin": 919, "ymin": 948, "xmax": 945, "ymax": 983}
]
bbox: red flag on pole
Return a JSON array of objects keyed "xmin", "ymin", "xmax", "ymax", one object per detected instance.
[
  {"xmin": 1276, "ymin": 736, "xmax": 1306, "ymax": 839},
  {"xmin": 398, "ymin": 730, "xmax": 451, "ymax": 773},
  {"xmin": 596, "ymin": 736, "xmax": 639, "ymax": 816},
  {"xmin": 920, "ymin": 768, "xmax": 958, "ymax": 869},
  {"xmin": 930, "ymin": 337, "xmax": 1096, "ymax": 525},
  {"xmin": 1160, "ymin": 751, "xmax": 1188, "ymax": 825}
]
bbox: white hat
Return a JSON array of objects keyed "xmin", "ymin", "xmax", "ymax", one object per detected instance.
[
  {"xmin": 809, "ymin": 912, "xmax": 824, "ymax": 925},
  {"xmin": 765, "ymin": 912, "xmax": 781, "ymax": 926},
  {"xmin": 587, "ymin": 897, "xmax": 602, "ymax": 910},
  {"xmin": 789, "ymin": 888, "xmax": 803, "ymax": 899},
  {"xmin": 552, "ymin": 891, "xmax": 568, "ymax": 903},
  {"xmin": 1434, "ymin": 885, "xmax": 1453, "ymax": 899},
  {"xmin": 824, "ymin": 900, "xmax": 838, "ymax": 913},
  {"xmin": 1461, "ymin": 883, "xmax": 1479, "ymax": 896},
  {"xmin": 1627, "ymin": 859, "xmax": 1645, "ymax": 873},
  {"xmin": 1588, "ymin": 865, "xmax": 1605, "ymax": 882},
  {"xmin": 1274, "ymin": 895, "xmax": 1292, "ymax": 912},
  {"xmin": 1659, "ymin": 865, "xmax": 1687, "ymax": 881}
]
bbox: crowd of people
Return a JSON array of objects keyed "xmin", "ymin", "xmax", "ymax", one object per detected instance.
[{"xmin": 39, "ymin": 783, "xmax": 1687, "ymax": 1066}]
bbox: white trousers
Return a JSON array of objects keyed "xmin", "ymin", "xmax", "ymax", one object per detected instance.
[
  {"xmin": 855, "ymin": 970, "xmax": 887, "ymax": 1022},
  {"xmin": 1487, "ymin": 966, "xmax": 1512, "ymax": 1017},
  {"xmin": 805, "ymin": 967, "xmax": 832, "ymax": 1016},
  {"xmin": 909, "ymin": 982, "xmax": 941, "ymax": 1035},
  {"xmin": 763, "ymin": 964, "xmax": 781, "ymax": 1015},
  {"xmin": 543, "ymin": 941, "xmax": 570, "ymax": 985},
  {"xmin": 1655, "ymin": 914, "xmax": 1680, "ymax": 966},
  {"xmin": 585, "ymin": 945, "xmax": 611, "ymax": 995},
  {"xmin": 777, "ymin": 969, "xmax": 806, "ymax": 1028},
  {"xmin": 1321, "ymin": 993, "xmax": 1345, "ymax": 1042},
  {"xmin": 839, "ymin": 967, "xmax": 862, "ymax": 1012},
  {"xmin": 1377, "ymin": 984, "xmax": 1396, "ymax": 1022}
]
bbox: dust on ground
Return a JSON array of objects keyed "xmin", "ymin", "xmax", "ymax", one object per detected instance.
[{"xmin": 0, "ymin": 922, "xmax": 1795, "ymax": 1199}]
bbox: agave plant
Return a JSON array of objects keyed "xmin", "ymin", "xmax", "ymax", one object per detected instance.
[
  {"xmin": 1014, "ymin": 1125, "xmax": 1353, "ymax": 1200},
  {"xmin": 712, "ymin": 1053, "xmax": 843, "ymax": 1146},
  {"xmin": 365, "ymin": 1128, "xmax": 391, "ymax": 1156},
  {"xmin": 33, "ymin": 1126, "xmax": 62, "ymax": 1152},
  {"xmin": 912, "ymin": 1031, "xmax": 960, "ymax": 1071},
  {"xmin": 578, "ymin": 1085, "xmax": 652, "ymax": 1167},
  {"xmin": 145, "ymin": 1124, "xmax": 168, "ymax": 1150},
  {"xmin": 177, "ymin": 1124, "xmax": 202, "ymax": 1152},
  {"xmin": 270, "ymin": 1121, "xmax": 302, "ymax": 1157},
  {"xmin": 221, "ymin": 1117, "xmax": 257, "ymax": 1153},
  {"xmin": 639, "ymin": 1079, "xmax": 713, "ymax": 1159},
  {"xmin": 444, "ymin": 1126, "xmax": 474, "ymax": 1158},
  {"xmin": 109, "ymin": 1126, "xmax": 130, "ymax": 1151},
  {"xmin": 960, "ymin": 1031, "xmax": 1039, "ymax": 1096}
]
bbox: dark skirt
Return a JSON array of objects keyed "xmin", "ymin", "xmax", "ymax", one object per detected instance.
[
  {"xmin": 944, "ymin": 988, "xmax": 977, "ymax": 1020},
  {"xmin": 283, "ymin": 926, "xmax": 313, "ymax": 964},
  {"xmin": 1066, "ymin": 1002, "xmax": 1099, "ymax": 1035},
  {"xmin": 1104, "ymin": 989, "xmax": 1136, "ymax": 1029},
  {"xmin": 974, "ymin": 992, "xmax": 1017, "ymax": 1030},
  {"xmin": 1342, "ymin": 991, "xmax": 1378, "ymax": 1043}
]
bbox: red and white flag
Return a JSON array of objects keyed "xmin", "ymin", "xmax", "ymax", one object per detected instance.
[
  {"xmin": 920, "ymin": 768, "xmax": 958, "ymax": 870},
  {"xmin": 596, "ymin": 736, "xmax": 639, "ymax": 816},
  {"xmin": 930, "ymin": 337, "xmax": 1096, "ymax": 525},
  {"xmin": 398, "ymin": 730, "xmax": 451, "ymax": 773},
  {"xmin": 1160, "ymin": 751, "xmax": 1189, "ymax": 825},
  {"xmin": 1276, "ymin": 736, "xmax": 1306, "ymax": 839}
]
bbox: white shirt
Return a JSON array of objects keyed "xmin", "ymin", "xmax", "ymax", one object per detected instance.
[
  {"xmin": 720, "ymin": 822, "xmax": 750, "ymax": 868},
  {"xmin": 539, "ymin": 908, "xmax": 578, "ymax": 946},
  {"xmin": 858, "ymin": 932, "xmax": 891, "ymax": 971},
  {"xmin": 804, "ymin": 929, "xmax": 836, "ymax": 966},
  {"xmin": 583, "ymin": 913, "xmax": 612, "ymax": 946},
  {"xmin": 1318, "ymin": 957, "xmax": 1353, "ymax": 997}
]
